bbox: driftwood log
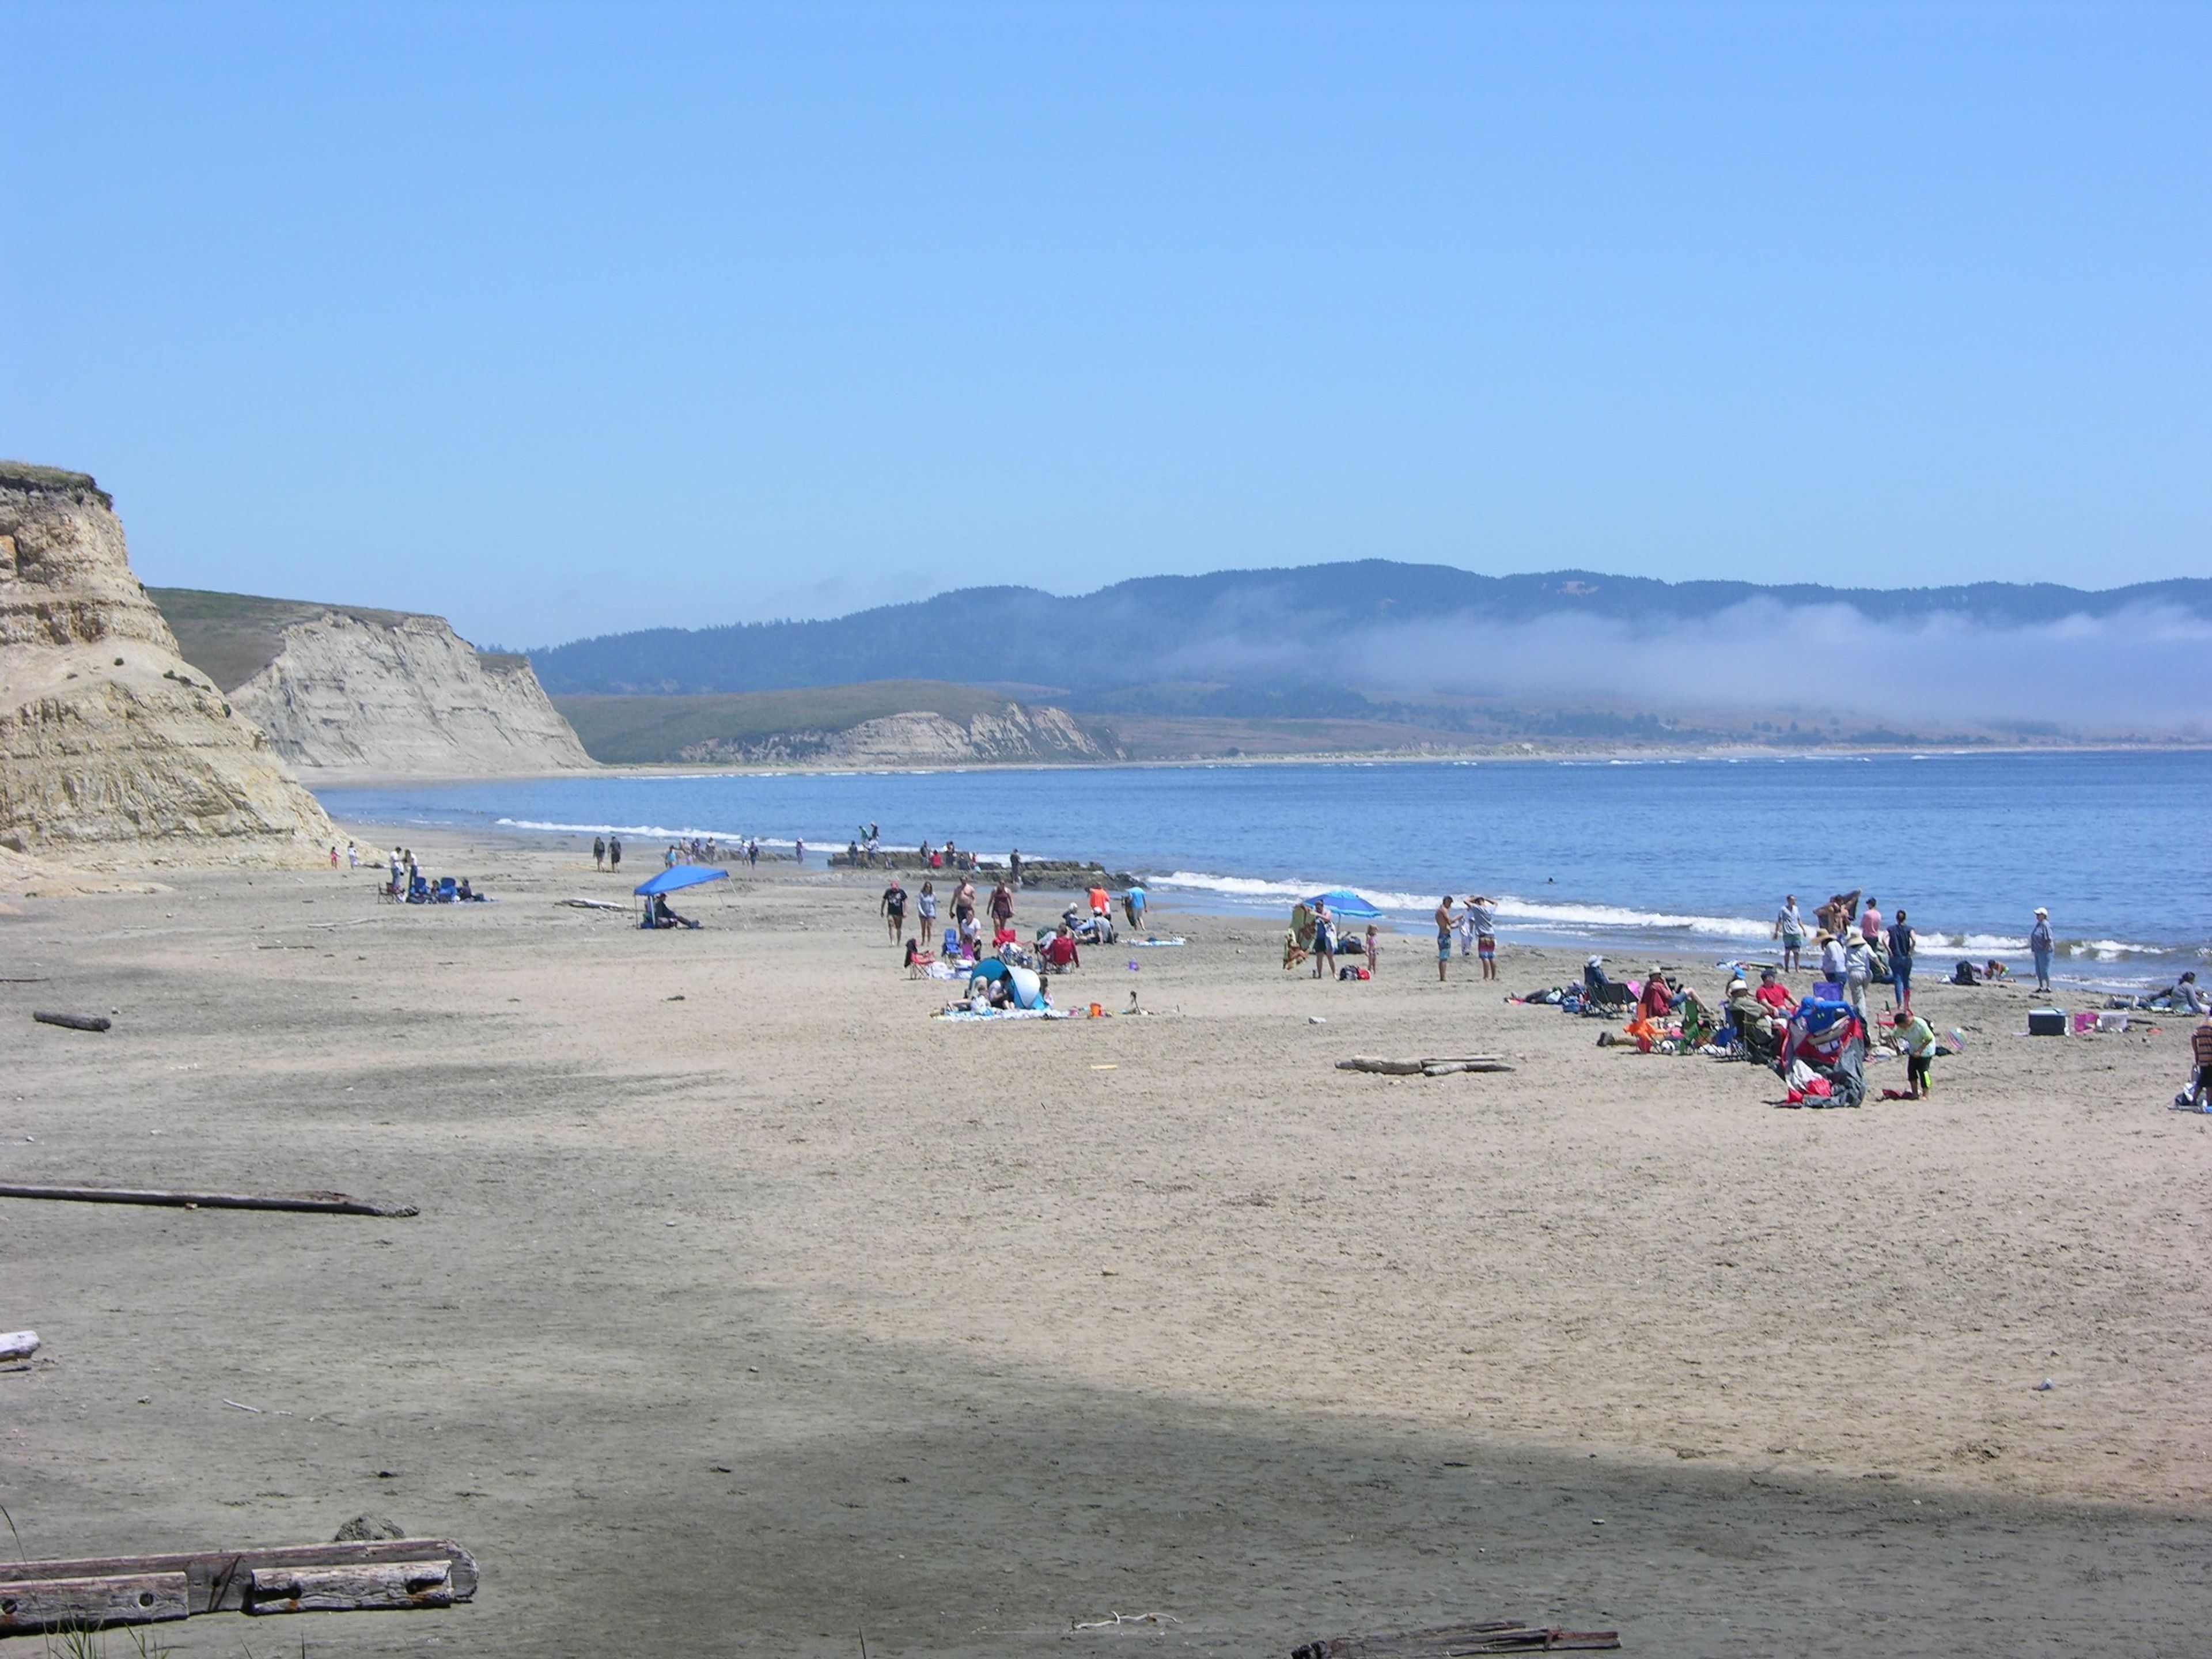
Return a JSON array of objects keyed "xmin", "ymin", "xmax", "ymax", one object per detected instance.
[
  {"xmin": 32, "ymin": 1010, "xmax": 110, "ymax": 1032},
  {"xmin": 1337, "ymin": 1055, "xmax": 1516, "ymax": 1077},
  {"xmin": 1293, "ymin": 1621, "xmax": 1620, "ymax": 1657},
  {"xmin": 0, "ymin": 1539, "xmax": 476, "ymax": 1635},
  {"xmin": 0, "ymin": 1183, "xmax": 417, "ymax": 1218},
  {"xmin": 0, "ymin": 1330, "xmax": 39, "ymax": 1364}
]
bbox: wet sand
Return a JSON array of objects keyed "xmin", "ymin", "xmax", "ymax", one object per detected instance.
[{"xmin": 3, "ymin": 825, "xmax": 2208, "ymax": 1656}]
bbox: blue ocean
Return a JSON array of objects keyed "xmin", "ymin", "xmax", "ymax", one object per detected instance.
[{"xmin": 318, "ymin": 749, "xmax": 2211, "ymax": 988}]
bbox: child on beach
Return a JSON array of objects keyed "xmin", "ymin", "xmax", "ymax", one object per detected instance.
[
  {"xmin": 1364, "ymin": 925, "xmax": 1378, "ymax": 976},
  {"xmin": 1891, "ymin": 1009, "xmax": 1937, "ymax": 1099}
]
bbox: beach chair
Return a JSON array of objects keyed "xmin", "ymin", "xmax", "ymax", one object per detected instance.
[
  {"xmin": 436, "ymin": 877, "xmax": 457, "ymax": 903},
  {"xmin": 1581, "ymin": 961, "xmax": 1634, "ymax": 1016}
]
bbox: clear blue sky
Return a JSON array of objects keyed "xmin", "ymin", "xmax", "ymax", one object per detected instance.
[{"xmin": 4, "ymin": 1, "xmax": 2206, "ymax": 649}]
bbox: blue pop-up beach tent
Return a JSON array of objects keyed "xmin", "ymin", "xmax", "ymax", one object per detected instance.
[
  {"xmin": 967, "ymin": 958, "xmax": 1047, "ymax": 1009},
  {"xmin": 634, "ymin": 865, "xmax": 730, "ymax": 897},
  {"xmin": 1306, "ymin": 888, "xmax": 1384, "ymax": 919}
]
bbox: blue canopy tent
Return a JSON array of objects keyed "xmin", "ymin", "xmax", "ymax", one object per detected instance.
[
  {"xmin": 967, "ymin": 958, "xmax": 1047, "ymax": 1010},
  {"xmin": 1306, "ymin": 888, "xmax": 1384, "ymax": 919},
  {"xmin": 634, "ymin": 866, "xmax": 730, "ymax": 897}
]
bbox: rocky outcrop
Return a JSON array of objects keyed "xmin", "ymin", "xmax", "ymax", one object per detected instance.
[
  {"xmin": 210, "ymin": 608, "xmax": 594, "ymax": 775},
  {"xmin": 0, "ymin": 464, "xmax": 337, "ymax": 865},
  {"xmin": 676, "ymin": 702, "xmax": 1119, "ymax": 766}
]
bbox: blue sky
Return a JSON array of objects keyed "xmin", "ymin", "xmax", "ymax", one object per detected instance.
[{"xmin": 4, "ymin": 1, "xmax": 2206, "ymax": 649}]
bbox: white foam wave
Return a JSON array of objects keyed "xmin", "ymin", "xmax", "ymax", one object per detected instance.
[{"xmin": 1149, "ymin": 870, "xmax": 1775, "ymax": 940}]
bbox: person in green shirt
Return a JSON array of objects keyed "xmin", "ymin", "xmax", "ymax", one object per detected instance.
[{"xmin": 1893, "ymin": 1010, "xmax": 1938, "ymax": 1099}]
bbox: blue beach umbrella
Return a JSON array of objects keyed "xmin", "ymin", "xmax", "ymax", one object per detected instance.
[
  {"xmin": 1306, "ymin": 888, "xmax": 1384, "ymax": 919},
  {"xmin": 634, "ymin": 865, "xmax": 731, "ymax": 897}
]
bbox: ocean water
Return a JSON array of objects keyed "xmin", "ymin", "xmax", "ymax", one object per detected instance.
[{"xmin": 317, "ymin": 749, "xmax": 2211, "ymax": 988}]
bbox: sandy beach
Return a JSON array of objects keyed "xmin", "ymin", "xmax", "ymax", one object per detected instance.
[{"xmin": 5, "ymin": 824, "xmax": 2209, "ymax": 1657}]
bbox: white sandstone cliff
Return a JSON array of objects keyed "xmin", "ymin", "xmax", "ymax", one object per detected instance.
[
  {"xmin": 0, "ymin": 464, "xmax": 337, "ymax": 865},
  {"xmin": 676, "ymin": 700, "xmax": 1116, "ymax": 766},
  {"xmin": 218, "ymin": 609, "xmax": 594, "ymax": 776}
]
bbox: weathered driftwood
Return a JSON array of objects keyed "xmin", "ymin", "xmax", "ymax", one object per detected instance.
[
  {"xmin": 0, "ymin": 1571, "xmax": 189, "ymax": 1635},
  {"xmin": 0, "ymin": 1540, "xmax": 475, "ymax": 1633},
  {"xmin": 557, "ymin": 896, "xmax": 627, "ymax": 911},
  {"xmin": 1293, "ymin": 1621, "xmax": 1619, "ymax": 1658},
  {"xmin": 246, "ymin": 1559, "xmax": 454, "ymax": 1614},
  {"xmin": 0, "ymin": 1330, "xmax": 39, "ymax": 1363},
  {"xmin": 0, "ymin": 1183, "xmax": 417, "ymax": 1218},
  {"xmin": 32, "ymin": 1010, "xmax": 110, "ymax": 1032},
  {"xmin": 1338, "ymin": 1055, "xmax": 1515, "ymax": 1077}
]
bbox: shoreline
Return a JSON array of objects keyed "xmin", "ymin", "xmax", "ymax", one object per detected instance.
[{"xmin": 300, "ymin": 736, "xmax": 2212, "ymax": 788}]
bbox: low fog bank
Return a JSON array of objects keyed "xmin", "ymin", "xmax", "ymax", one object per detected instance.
[{"xmin": 1171, "ymin": 600, "xmax": 2211, "ymax": 736}]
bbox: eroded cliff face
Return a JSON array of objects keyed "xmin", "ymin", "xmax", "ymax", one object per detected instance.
[
  {"xmin": 0, "ymin": 464, "xmax": 337, "ymax": 865},
  {"xmin": 225, "ymin": 610, "xmax": 594, "ymax": 775},
  {"xmin": 677, "ymin": 701, "xmax": 1118, "ymax": 766}
]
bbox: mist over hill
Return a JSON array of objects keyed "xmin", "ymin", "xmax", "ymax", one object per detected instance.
[{"xmin": 531, "ymin": 563, "xmax": 2212, "ymax": 739}]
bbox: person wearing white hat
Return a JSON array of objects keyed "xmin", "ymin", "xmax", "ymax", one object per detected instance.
[{"xmin": 2028, "ymin": 906, "xmax": 2055, "ymax": 993}]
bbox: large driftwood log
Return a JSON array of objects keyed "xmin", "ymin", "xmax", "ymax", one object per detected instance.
[
  {"xmin": 0, "ymin": 1572, "xmax": 189, "ymax": 1635},
  {"xmin": 1337, "ymin": 1056, "xmax": 1516, "ymax": 1076},
  {"xmin": 1293, "ymin": 1622, "xmax": 1619, "ymax": 1658},
  {"xmin": 0, "ymin": 1330, "xmax": 39, "ymax": 1363},
  {"xmin": 0, "ymin": 1540, "xmax": 475, "ymax": 1627},
  {"xmin": 246, "ymin": 1559, "xmax": 454, "ymax": 1614},
  {"xmin": 32, "ymin": 1010, "xmax": 110, "ymax": 1032},
  {"xmin": 0, "ymin": 1183, "xmax": 417, "ymax": 1218}
]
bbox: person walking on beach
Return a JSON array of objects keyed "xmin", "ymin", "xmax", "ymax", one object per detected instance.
[
  {"xmin": 747, "ymin": 838, "xmax": 759, "ymax": 868},
  {"xmin": 1774, "ymin": 895, "xmax": 1805, "ymax": 973},
  {"xmin": 346, "ymin": 840, "xmax": 358, "ymax": 870},
  {"xmin": 988, "ymin": 877, "xmax": 1014, "ymax": 938},
  {"xmin": 1817, "ymin": 930, "xmax": 1845, "ymax": 991},
  {"xmin": 1434, "ymin": 895, "xmax": 1456, "ymax": 983},
  {"xmin": 881, "ymin": 876, "xmax": 908, "ymax": 944},
  {"xmin": 794, "ymin": 838, "xmax": 805, "ymax": 865},
  {"xmin": 1842, "ymin": 930, "xmax": 1874, "ymax": 1018},
  {"xmin": 1467, "ymin": 893, "xmax": 1498, "ymax": 980},
  {"xmin": 916, "ymin": 880, "xmax": 938, "ymax": 941},
  {"xmin": 593, "ymin": 835, "xmax": 606, "ymax": 870},
  {"xmin": 1860, "ymin": 896, "xmax": 1884, "ymax": 948},
  {"xmin": 608, "ymin": 836, "xmax": 622, "ymax": 871},
  {"xmin": 2029, "ymin": 907, "xmax": 2055, "ymax": 993},
  {"xmin": 1887, "ymin": 908, "xmax": 1917, "ymax": 1013},
  {"xmin": 953, "ymin": 877, "xmax": 978, "ymax": 936}
]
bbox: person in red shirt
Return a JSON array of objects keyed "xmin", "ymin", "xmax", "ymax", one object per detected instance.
[
  {"xmin": 1042, "ymin": 924, "xmax": 1081, "ymax": 970},
  {"xmin": 1638, "ymin": 966, "xmax": 1673, "ymax": 1021},
  {"xmin": 1754, "ymin": 965, "xmax": 1796, "ymax": 1015}
]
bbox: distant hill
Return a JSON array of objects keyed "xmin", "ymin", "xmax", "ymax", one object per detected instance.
[
  {"xmin": 556, "ymin": 681, "xmax": 1119, "ymax": 766},
  {"xmin": 529, "ymin": 563, "xmax": 2212, "ymax": 699}
]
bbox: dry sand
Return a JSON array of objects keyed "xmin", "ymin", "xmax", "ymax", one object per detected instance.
[{"xmin": 4, "ymin": 824, "xmax": 2209, "ymax": 1657}]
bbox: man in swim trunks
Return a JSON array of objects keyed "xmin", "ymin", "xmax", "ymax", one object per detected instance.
[
  {"xmin": 1465, "ymin": 893, "xmax": 1498, "ymax": 980},
  {"xmin": 881, "ymin": 877, "xmax": 908, "ymax": 944},
  {"xmin": 1434, "ymin": 896, "xmax": 1456, "ymax": 983}
]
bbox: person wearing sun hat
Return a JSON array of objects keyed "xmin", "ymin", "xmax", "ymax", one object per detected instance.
[{"xmin": 2028, "ymin": 906, "xmax": 2055, "ymax": 993}]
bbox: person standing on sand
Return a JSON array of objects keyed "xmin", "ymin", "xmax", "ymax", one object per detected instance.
[
  {"xmin": 953, "ymin": 876, "xmax": 977, "ymax": 935},
  {"xmin": 794, "ymin": 838, "xmax": 805, "ymax": 865},
  {"xmin": 1887, "ymin": 908, "xmax": 1917, "ymax": 1013},
  {"xmin": 1009, "ymin": 848, "xmax": 1022, "ymax": 888},
  {"xmin": 2029, "ymin": 906, "xmax": 2055, "ymax": 992},
  {"xmin": 1364, "ymin": 924, "xmax": 1379, "ymax": 977},
  {"xmin": 1842, "ymin": 931, "xmax": 1874, "ymax": 1018},
  {"xmin": 1860, "ymin": 896, "xmax": 1884, "ymax": 948},
  {"xmin": 1774, "ymin": 895, "xmax": 1805, "ymax": 973},
  {"xmin": 1434, "ymin": 896, "xmax": 1455, "ymax": 983},
  {"xmin": 1312, "ymin": 900, "xmax": 1337, "ymax": 982},
  {"xmin": 881, "ymin": 876, "xmax": 908, "ymax": 944},
  {"xmin": 988, "ymin": 877, "xmax": 1014, "ymax": 938},
  {"xmin": 609, "ymin": 836, "xmax": 622, "ymax": 871},
  {"xmin": 1467, "ymin": 893, "xmax": 1498, "ymax": 980},
  {"xmin": 916, "ymin": 880, "xmax": 938, "ymax": 940},
  {"xmin": 347, "ymin": 840, "xmax": 358, "ymax": 870},
  {"xmin": 593, "ymin": 835, "xmax": 606, "ymax": 870}
]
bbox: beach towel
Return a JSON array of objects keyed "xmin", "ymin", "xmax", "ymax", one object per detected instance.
[
  {"xmin": 1128, "ymin": 937, "xmax": 1187, "ymax": 947},
  {"xmin": 932, "ymin": 1005, "xmax": 1070, "ymax": 1021}
]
